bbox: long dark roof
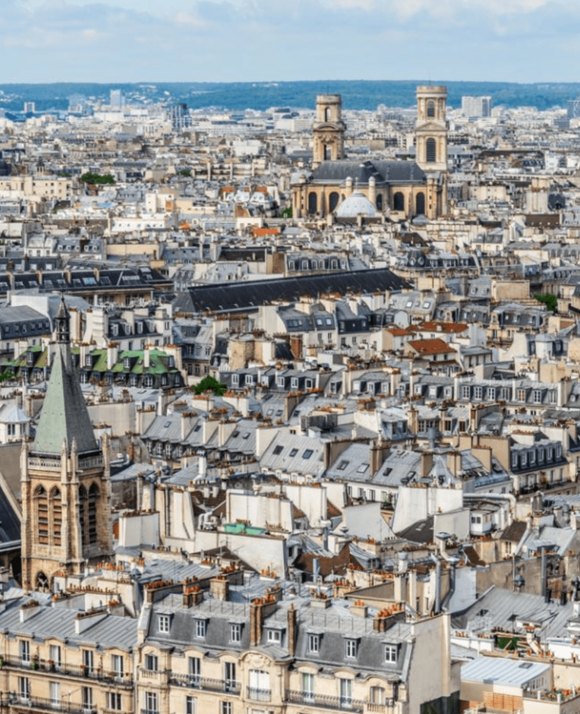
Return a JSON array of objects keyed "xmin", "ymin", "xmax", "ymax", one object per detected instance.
[
  {"xmin": 311, "ymin": 159, "xmax": 426, "ymax": 185},
  {"xmin": 174, "ymin": 268, "xmax": 409, "ymax": 314}
]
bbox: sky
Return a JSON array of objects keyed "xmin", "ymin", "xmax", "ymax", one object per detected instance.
[{"xmin": 1, "ymin": 0, "xmax": 579, "ymax": 84}]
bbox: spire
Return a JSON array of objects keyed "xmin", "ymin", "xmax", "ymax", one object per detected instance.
[
  {"xmin": 32, "ymin": 327, "xmax": 98, "ymax": 458},
  {"xmin": 54, "ymin": 296, "xmax": 70, "ymax": 344}
]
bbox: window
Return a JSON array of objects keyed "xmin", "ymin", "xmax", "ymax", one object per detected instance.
[
  {"xmin": 108, "ymin": 693, "xmax": 122, "ymax": 711},
  {"xmin": 302, "ymin": 672, "xmax": 314, "ymax": 702},
  {"xmin": 308, "ymin": 634, "xmax": 320, "ymax": 653},
  {"xmin": 370, "ymin": 686, "xmax": 385, "ymax": 705},
  {"xmin": 385, "ymin": 644, "xmax": 398, "ymax": 663},
  {"xmin": 345, "ymin": 639, "xmax": 358, "ymax": 659},
  {"xmin": 195, "ymin": 619, "xmax": 207, "ymax": 639},
  {"xmin": 49, "ymin": 644, "xmax": 62, "ymax": 668},
  {"xmin": 112, "ymin": 654, "xmax": 124, "ymax": 678},
  {"xmin": 145, "ymin": 653, "xmax": 158, "ymax": 672},
  {"xmin": 186, "ymin": 696, "xmax": 196, "ymax": 714},
  {"xmin": 337, "ymin": 460, "xmax": 349, "ymax": 471},
  {"xmin": 188, "ymin": 656, "xmax": 201, "ymax": 685},
  {"xmin": 267, "ymin": 629, "xmax": 282, "ymax": 644},
  {"xmin": 272, "ymin": 445, "xmax": 284, "ymax": 456},
  {"xmin": 302, "ymin": 449, "xmax": 314, "ymax": 460},
  {"xmin": 158, "ymin": 614, "xmax": 170, "ymax": 633},
  {"xmin": 50, "ymin": 682, "xmax": 60, "ymax": 706},
  {"xmin": 224, "ymin": 662, "xmax": 236, "ymax": 692},
  {"xmin": 339, "ymin": 678, "xmax": 352, "ymax": 707},
  {"xmin": 221, "ymin": 703, "xmax": 232, "ymax": 714},
  {"xmin": 426, "ymin": 100, "xmax": 436, "ymax": 118},
  {"xmin": 19, "ymin": 639, "xmax": 30, "ymax": 664},
  {"xmin": 18, "ymin": 676, "xmax": 30, "ymax": 702},
  {"xmin": 426, "ymin": 137, "xmax": 437, "ymax": 163},
  {"xmin": 230, "ymin": 623, "xmax": 241, "ymax": 643},
  {"xmin": 82, "ymin": 686, "xmax": 93, "ymax": 710},
  {"xmin": 145, "ymin": 691, "xmax": 158, "ymax": 714}
]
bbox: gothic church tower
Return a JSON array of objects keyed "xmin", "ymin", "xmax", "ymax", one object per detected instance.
[{"xmin": 21, "ymin": 299, "xmax": 112, "ymax": 591}]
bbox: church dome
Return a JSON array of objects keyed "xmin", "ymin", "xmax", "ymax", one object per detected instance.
[{"xmin": 335, "ymin": 191, "xmax": 377, "ymax": 218}]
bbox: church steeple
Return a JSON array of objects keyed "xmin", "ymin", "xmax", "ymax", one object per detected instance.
[{"xmin": 54, "ymin": 296, "xmax": 70, "ymax": 344}]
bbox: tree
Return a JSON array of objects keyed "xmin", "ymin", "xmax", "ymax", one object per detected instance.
[
  {"xmin": 193, "ymin": 376, "xmax": 227, "ymax": 396},
  {"xmin": 80, "ymin": 172, "xmax": 116, "ymax": 185},
  {"xmin": 534, "ymin": 293, "xmax": 558, "ymax": 313}
]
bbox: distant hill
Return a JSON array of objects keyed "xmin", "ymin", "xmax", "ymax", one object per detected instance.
[{"xmin": 1, "ymin": 80, "xmax": 579, "ymax": 113}]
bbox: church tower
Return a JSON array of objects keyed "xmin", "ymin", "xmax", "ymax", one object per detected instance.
[
  {"xmin": 312, "ymin": 94, "xmax": 346, "ymax": 169},
  {"xmin": 21, "ymin": 299, "xmax": 112, "ymax": 592},
  {"xmin": 415, "ymin": 85, "xmax": 448, "ymax": 173},
  {"xmin": 415, "ymin": 85, "xmax": 448, "ymax": 218}
]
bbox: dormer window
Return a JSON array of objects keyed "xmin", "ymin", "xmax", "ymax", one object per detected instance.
[
  {"xmin": 345, "ymin": 638, "xmax": 358, "ymax": 659},
  {"xmin": 384, "ymin": 644, "xmax": 399, "ymax": 663},
  {"xmin": 308, "ymin": 634, "xmax": 320, "ymax": 653},
  {"xmin": 230, "ymin": 623, "xmax": 242, "ymax": 643},
  {"xmin": 158, "ymin": 614, "xmax": 170, "ymax": 633},
  {"xmin": 266, "ymin": 628, "xmax": 282, "ymax": 644},
  {"xmin": 231, "ymin": 373, "xmax": 239, "ymax": 386},
  {"xmin": 195, "ymin": 619, "xmax": 207, "ymax": 639}
]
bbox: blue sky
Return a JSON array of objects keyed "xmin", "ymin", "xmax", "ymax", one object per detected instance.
[{"xmin": 1, "ymin": 0, "xmax": 579, "ymax": 83}]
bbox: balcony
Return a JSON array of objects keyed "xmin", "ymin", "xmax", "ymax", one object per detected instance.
[
  {"xmin": 247, "ymin": 687, "xmax": 272, "ymax": 703},
  {"xmin": 170, "ymin": 674, "xmax": 241, "ymax": 695},
  {"xmin": 0, "ymin": 656, "xmax": 133, "ymax": 689},
  {"xmin": 287, "ymin": 691, "xmax": 364, "ymax": 713},
  {"xmin": 0, "ymin": 694, "xmax": 96, "ymax": 714}
]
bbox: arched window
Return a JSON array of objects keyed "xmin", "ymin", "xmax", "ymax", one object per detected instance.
[
  {"xmin": 324, "ymin": 144, "xmax": 332, "ymax": 161},
  {"xmin": 393, "ymin": 192, "xmax": 405, "ymax": 211},
  {"xmin": 376, "ymin": 194, "xmax": 383, "ymax": 211},
  {"xmin": 426, "ymin": 100, "xmax": 436, "ymax": 118},
  {"xmin": 329, "ymin": 192, "xmax": 340, "ymax": 212},
  {"xmin": 50, "ymin": 487, "xmax": 62, "ymax": 547},
  {"xmin": 308, "ymin": 192, "xmax": 318, "ymax": 215},
  {"xmin": 416, "ymin": 192, "xmax": 426, "ymax": 216},
  {"xmin": 36, "ymin": 571, "xmax": 50, "ymax": 592},
  {"xmin": 79, "ymin": 485, "xmax": 88, "ymax": 546},
  {"xmin": 35, "ymin": 485, "xmax": 49, "ymax": 545},
  {"xmin": 426, "ymin": 138, "xmax": 437, "ymax": 164},
  {"xmin": 88, "ymin": 484, "xmax": 99, "ymax": 545},
  {"xmin": 324, "ymin": 107, "xmax": 331, "ymax": 123}
]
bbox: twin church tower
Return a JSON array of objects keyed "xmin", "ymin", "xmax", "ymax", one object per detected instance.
[
  {"xmin": 292, "ymin": 85, "xmax": 448, "ymax": 220},
  {"xmin": 20, "ymin": 300, "xmax": 112, "ymax": 591}
]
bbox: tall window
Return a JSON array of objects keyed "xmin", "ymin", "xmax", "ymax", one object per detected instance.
[
  {"xmin": 108, "ymin": 693, "xmax": 122, "ymax": 711},
  {"xmin": 50, "ymin": 681, "xmax": 60, "ymax": 706},
  {"xmin": 186, "ymin": 696, "xmax": 196, "ymax": 714},
  {"xmin": 50, "ymin": 487, "xmax": 62, "ymax": 546},
  {"xmin": 49, "ymin": 644, "xmax": 62, "ymax": 668},
  {"xmin": 188, "ymin": 656, "xmax": 201, "ymax": 685},
  {"xmin": 393, "ymin": 192, "xmax": 405, "ymax": 211},
  {"xmin": 81, "ymin": 686, "xmax": 93, "ymax": 710},
  {"xmin": 112, "ymin": 654, "xmax": 124, "ymax": 678},
  {"xmin": 339, "ymin": 678, "xmax": 352, "ymax": 707},
  {"xmin": 426, "ymin": 138, "xmax": 437, "ymax": 163},
  {"xmin": 145, "ymin": 692, "xmax": 158, "ymax": 714},
  {"xmin": 302, "ymin": 672, "xmax": 314, "ymax": 702},
  {"xmin": 35, "ymin": 485, "xmax": 49, "ymax": 545},
  {"xmin": 224, "ymin": 662, "xmax": 236, "ymax": 692},
  {"xmin": 88, "ymin": 484, "xmax": 99, "ymax": 545},
  {"xmin": 426, "ymin": 100, "xmax": 436, "ymax": 118},
  {"xmin": 19, "ymin": 640, "xmax": 30, "ymax": 664},
  {"xmin": 18, "ymin": 676, "xmax": 30, "ymax": 702}
]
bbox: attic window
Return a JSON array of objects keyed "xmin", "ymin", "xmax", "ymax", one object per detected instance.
[
  {"xmin": 272, "ymin": 445, "xmax": 284, "ymax": 456},
  {"xmin": 289, "ymin": 448, "xmax": 298, "ymax": 457},
  {"xmin": 357, "ymin": 464, "xmax": 369, "ymax": 474},
  {"xmin": 337, "ymin": 460, "xmax": 349, "ymax": 471},
  {"xmin": 303, "ymin": 449, "xmax": 314, "ymax": 460}
]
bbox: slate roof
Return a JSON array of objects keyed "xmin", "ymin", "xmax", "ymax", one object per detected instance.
[
  {"xmin": 174, "ymin": 268, "xmax": 409, "ymax": 314},
  {"xmin": 311, "ymin": 159, "xmax": 426, "ymax": 185},
  {"xmin": 32, "ymin": 344, "xmax": 98, "ymax": 456}
]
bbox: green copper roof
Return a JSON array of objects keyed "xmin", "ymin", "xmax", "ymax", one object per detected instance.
[{"xmin": 32, "ymin": 344, "xmax": 98, "ymax": 456}]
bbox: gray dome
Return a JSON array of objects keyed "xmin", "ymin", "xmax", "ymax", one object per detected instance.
[{"xmin": 335, "ymin": 191, "xmax": 377, "ymax": 218}]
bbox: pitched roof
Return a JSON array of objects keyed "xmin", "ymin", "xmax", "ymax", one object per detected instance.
[
  {"xmin": 408, "ymin": 338, "xmax": 457, "ymax": 356},
  {"xmin": 32, "ymin": 345, "xmax": 98, "ymax": 456}
]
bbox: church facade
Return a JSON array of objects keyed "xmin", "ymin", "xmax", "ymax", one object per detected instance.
[
  {"xmin": 20, "ymin": 300, "xmax": 112, "ymax": 592},
  {"xmin": 291, "ymin": 85, "xmax": 448, "ymax": 221}
]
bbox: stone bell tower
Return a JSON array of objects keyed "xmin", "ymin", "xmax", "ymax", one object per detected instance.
[
  {"xmin": 312, "ymin": 94, "xmax": 346, "ymax": 169},
  {"xmin": 415, "ymin": 85, "xmax": 448, "ymax": 217},
  {"xmin": 21, "ymin": 299, "xmax": 112, "ymax": 592}
]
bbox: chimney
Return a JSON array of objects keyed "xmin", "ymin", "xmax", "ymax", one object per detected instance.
[
  {"xmin": 182, "ymin": 582, "xmax": 203, "ymax": 608},
  {"xmin": 371, "ymin": 438, "xmax": 390, "ymax": 474},
  {"xmin": 210, "ymin": 576, "xmax": 229, "ymax": 601},
  {"xmin": 250, "ymin": 599, "xmax": 264, "ymax": 647},
  {"xmin": 287, "ymin": 604, "xmax": 297, "ymax": 656}
]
